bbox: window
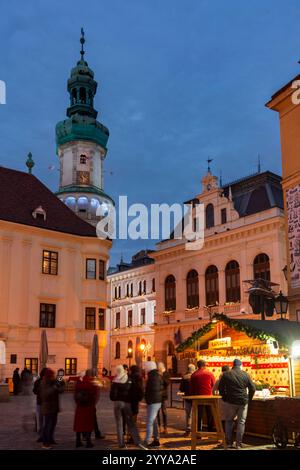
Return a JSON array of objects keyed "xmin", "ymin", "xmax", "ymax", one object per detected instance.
[
  {"xmin": 115, "ymin": 312, "xmax": 120, "ymax": 329},
  {"xmin": 99, "ymin": 260, "xmax": 105, "ymax": 280},
  {"xmin": 99, "ymin": 308, "xmax": 105, "ymax": 330},
  {"xmin": 65, "ymin": 358, "xmax": 77, "ymax": 375},
  {"xmin": 86, "ymin": 259, "xmax": 96, "ymax": 279},
  {"xmin": 42, "ymin": 250, "xmax": 58, "ymax": 275},
  {"xmin": 165, "ymin": 275, "xmax": 176, "ymax": 311},
  {"xmin": 206, "ymin": 203, "xmax": 215, "ymax": 229},
  {"xmin": 127, "ymin": 310, "xmax": 133, "ymax": 327},
  {"xmin": 80, "ymin": 154, "xmax": 87, "ymax": 164},
  {"xmin": 221, "ymin": 208, "xmax": 227, "ymax": 224},
  {"xmin": 79, "ymin": 86, "xmax": 86, "ymax": 104},
  {"xmin": 127, "ymin": 340, "xmax": 133, "ymax": 358},
  {"xmin": 138, "ymin": 281, "xmax": 142, "ymax": 296},
  {"xmin": 40, "ymin": 303, "xmax": 56, "ymax": 328},
  {"xmin": 130, "ymin": 283, "xmax": 133, "ymax": 297},
  {"xmin": 141, "ymin": 308, "xmax": 146, "ymax": 325},
  {"xmin": 253, "ymin": 253, "xmax": 270, "ymax": 281},
  {"xmin": 115, "ymin": 342, "xmax": 120, "ymax": 359},
  {"xmin": 186, "ymin": 269, "xmax": 199, "ymax": 308},
  {"xmin": 143, "ymin": 280, "xmax": 146, "ymax": 294},
  {"xmin": 118, "ymin": 286, "xmax": 121, "ymax": 299},
  {"xmin": 126, "ymin": 284, "xmax": 130, "ymax": 297},
  {"xmin": 152, "ymin": 278, "xmax": 155, "ymax": 292},
  {"xmin": 10, "ymin": 354, "xmax": 17, "ymax": 364},
  {"xmin": 114, "ymin": 287, "xmax": 118, "ymax": 300},
  {"xmin": 24, "ymin": 358, "xmax": 38, "ymax": 374},
  {"xmin": 225, "ymin": 260, "xmax": 241, "ymax": 303},
  {"xmin": 85, "ymin": 307, "xmax": 96, "ymax": 330},
  {"xmin": 205, "ymin": 265, "xmax": 219, "ymax": 306}
]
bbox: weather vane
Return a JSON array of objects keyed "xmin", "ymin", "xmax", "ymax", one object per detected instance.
[
  {"xmin": 207, "ymin": 157, "xmax": 213, "ymax": 172},
  {"xmin": 80, "ymin": 27, "xmax": 85, "ymax": 60}
]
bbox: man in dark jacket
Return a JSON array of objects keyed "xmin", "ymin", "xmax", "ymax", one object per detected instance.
[
  {"xmin": 190, "ymin": 360, "xmax": 216, "ymax": 432},
  {"xmin": 218, "ymin": 359, "xmax": 256, "ymax": 448},
  {"xmin": 33, "ymin": 368, "xmax": 47, "ymax": 442},
  {"xmin": 179, "ymin": 363, "xmax": 196, "ymax": 435},
  {"xmin": 40, "ymin": 368, "xmax": 65, "ymax": 449},
  {"xmin": 157, "ymin": 362, "xmax": 170, "ymax": 434},
  {"xmin": 144, "ymin": 361, "xmax": 163, "ymax": 447}
]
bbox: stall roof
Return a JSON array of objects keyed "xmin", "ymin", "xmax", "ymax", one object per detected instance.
[{"xmin": 176, "ymin": 314, "xmax": 300, "ymax": 352}]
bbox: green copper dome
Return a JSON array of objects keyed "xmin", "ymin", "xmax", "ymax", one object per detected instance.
[{"xmin": 56, "ymin": 29, "xmax": 109, "ymax": 149}]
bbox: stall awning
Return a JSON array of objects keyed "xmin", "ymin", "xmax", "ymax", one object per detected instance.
[{"xmin": 176, "ymin": 313, "xmax": 300, "ymax": 352}]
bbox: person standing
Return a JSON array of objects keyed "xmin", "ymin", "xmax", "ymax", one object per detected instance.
[
  {"xmin": 40, "ymin": 368, "xmax": 65, "ymax": 449},
  {"xmin": 157, "ymin": 362, "xmax": 170, "ymax": 434},
  {"xmin": 110, "ymin": 365, "xmax": 146, "ymax": 449},
  {"xmin": 190, "ymin": 360, "xmax": 216, "ymax": 432},
  {"xmin": 33, "ymin": 368, "xmax": 47, "ymax": 442},
  {"xmin": 20, "ymin": 367, "xmax": 33, "ymax": 395},
  {"xmin": 74, "ymin": 369, "xmax": 100, "ymax": 448},
  {"xmin": 212, "ymin": 365, "xmax": 230, "ymax": 431},
  {"xmin": 218, "ymin": 359, "xmax": 256, "ymax": 449},
  {"xmin": 12, "ymin": 368, "xmax": 21, "ymax": 395},
  {"xmin": 126, "ymin": 365, "xmax": 144, "ymax": 445},
  {"xmin": 144, "ymin": 361, "xmax": 163, "ymax": 448},
  {"xmin": 179, "ymin": 363, "xmax": 196, "ymax": 436}
]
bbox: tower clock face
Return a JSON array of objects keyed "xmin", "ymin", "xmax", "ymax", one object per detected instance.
[{"xmin": 77, "ymin": 171, "xmax": 90, "ymax": 185}]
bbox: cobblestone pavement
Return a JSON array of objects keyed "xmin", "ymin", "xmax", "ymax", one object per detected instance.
[{"xmin": 0, "ymin": 391, "xmax": 288, "ymax": 451}]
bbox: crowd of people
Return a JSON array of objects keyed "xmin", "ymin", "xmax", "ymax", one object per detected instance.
[{"xmin": 11, "ymin": 358, "xmax": 255, "ymax": 450}]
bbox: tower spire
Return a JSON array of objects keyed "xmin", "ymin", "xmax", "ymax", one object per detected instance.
[
  {"xmin": 26, "ymin": 152, "xmax": 35, "ymax": 174},
  {"xmin": 80, "ymin": 27, "xmax": 85, "ymax": 61}
]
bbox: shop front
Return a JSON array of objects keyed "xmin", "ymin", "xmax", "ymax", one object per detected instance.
[{"xmin": 176, "ymin": 314, "xmax": 300, "ymax": 440}]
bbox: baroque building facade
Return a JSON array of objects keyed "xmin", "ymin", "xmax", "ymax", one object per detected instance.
[
  {"xmin": 0, "ymin": 167, "xmax": 111, "ymax": 380},
  {"xmin": 106, "ymin": 251, "xmax": 156, "ymax": 374},
  {"xmin": 152, "ymin": 169, "xmax": 287, "ymax": 373}
]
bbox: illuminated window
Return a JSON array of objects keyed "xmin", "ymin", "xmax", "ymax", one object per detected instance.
[
  {"xmin": 65, "ymin": 358, "xmax": 77, "ymax": 375},
  {"xmin": 127, "ymin": 340, "xmax": 133, "ymax": 358},
  {"xmin": 24, "ymin": 358, "xmax": 38, "ymax": 374},
  {"xmin": 42, "ymin": 250, "xmax": 58, "ymax": 275}
]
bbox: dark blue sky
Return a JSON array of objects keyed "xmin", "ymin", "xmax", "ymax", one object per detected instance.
[{"xmin": 1, "ymin": 0, "xmax": 300, "ymax": 266}]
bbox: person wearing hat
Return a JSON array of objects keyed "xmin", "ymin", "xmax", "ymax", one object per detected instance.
[
  {"xmin": 218, "ymin": 359, "xmax": 256, "ymax": 449},
  {"xmin": 179, "ymin": 363, "xmax": 196, "ymax": 436},
  {"xmin": 144, "ymin": 361, "xmax": 163, "ymax": 447}
]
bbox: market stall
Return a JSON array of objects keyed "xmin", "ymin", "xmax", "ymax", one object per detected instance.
[{"xmin": 176, "ymin": 313, "xmax": 300, "ymax": 439}]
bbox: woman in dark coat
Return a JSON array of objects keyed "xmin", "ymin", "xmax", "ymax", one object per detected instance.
[
  {"xmin": 12, "ymin": 368, "xmax": 21, "ymax": 395},
  {"xmin": 74, "ymin": 370, "xmax": 99, "ymax": 448},
  {"xmin": 40, "ymin": 368, "xmax": 65, "ymax": 449}
]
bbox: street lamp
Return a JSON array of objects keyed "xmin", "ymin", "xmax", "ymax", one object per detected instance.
[
  {"xmin": 274, "ymin": 291, "xmax": 289, "ymax": 320},
  {"xmin": 127, "ymin": 347, "xmax": 133, "ymax": 367}
]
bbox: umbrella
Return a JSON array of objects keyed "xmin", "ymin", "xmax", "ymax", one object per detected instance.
[
  {"xmin": 39, "ymin": 330, "xmax": 48, "ymax": 371},
  {"xmin": 91, "ymin": 334, "xmax": 99, "ymax": 376}
]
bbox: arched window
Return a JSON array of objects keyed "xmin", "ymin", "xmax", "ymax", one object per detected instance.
[
  {"xmin": 253, "ymin": 253, "xmax": 270, "ymax": 281},
  {"xmin": 165, "ymin": 275, "xmax": 176, "ymax": 311},
  {"xmin": 72, "ymin": 88, "xmax": 77, "ymax": 104},
  {"xmin": 206, "ymin": 203, "xmax": 215, "ymax": 229},
  {"xmin": 186, "ymin": 269, "xmax": 199, "ymax": 308},
  {"xmin": 79, "ymin": 87, "xmax": 86, "ymax": 104},
  {"xmin": 225, "ymin": 260, "xmax": 241, "ymax": 303},
  {"xmin": 127, "ymin": 340, "xmax": 133, "ymax": 358},
  {"xmin": 80, "ymin": 154, "xmax": 87, "ymax": 164},
  {"xmin": 205, "ymin": 265, "xmax": 219, "ymax": 306},
  {"xmin": 115, "ymin": 342, "xmax": 120, "ymax": 359}
]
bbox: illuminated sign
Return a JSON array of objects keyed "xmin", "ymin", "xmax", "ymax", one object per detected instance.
[{"xmin": 208, "ymin": 337, "xmax": 231, "ymax": 349}]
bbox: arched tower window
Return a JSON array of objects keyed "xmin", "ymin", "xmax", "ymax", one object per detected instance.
[
  {"xmin": 253, "ymin": 253, "xmax": 270, "ymax": 281},
  {"xmin": 206, "ymin": 204, "xmax": 215, "ymax": 229},
  {"xmin": 72, "ymin": 88, "xmax": 77, "ymax": 105},
  {"xmin": 79, "ymin": 87, "xmax": 86, "ymax": 104},
  {"xmin": 165, "ymin": 275, "xmax": 176, "ymax": 311},
  {"xmin": 225, "ymin": 260, "xmax": 241, "ymax": 303},
  {"xmin": 205, "ymin": 265, "xmax": 219, "ymax": 306},
  {"xmin": 186, "ymin": 269, "xmax": 199, "ymax": 308},
  {"xmin": 115, "ymin": 342, "xmax": 120, "ymax": 359}
]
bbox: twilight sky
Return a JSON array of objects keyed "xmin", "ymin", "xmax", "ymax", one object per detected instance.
[{"xmin": 1, "ymin": 0, "xmax": 300, "ymax": 266}]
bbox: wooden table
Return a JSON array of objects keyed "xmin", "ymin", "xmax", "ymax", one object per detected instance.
[{"xmin": 184, "ymin": 395, "xmax": 226, "ymax": 450}]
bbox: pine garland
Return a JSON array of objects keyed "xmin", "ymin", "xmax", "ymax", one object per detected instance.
[{"xmin": 176, "ymin": 312, "xmax": 286, "ymax": 353}]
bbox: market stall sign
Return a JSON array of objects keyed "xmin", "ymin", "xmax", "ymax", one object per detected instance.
[{"xmin": 208, "ymin": 337, "xmax": 231, "ymax": 349}]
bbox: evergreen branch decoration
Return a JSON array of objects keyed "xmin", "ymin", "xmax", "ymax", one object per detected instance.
[{"xmin": 176, "ymin": 313, "xmax": 288, "ymax": 353}]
